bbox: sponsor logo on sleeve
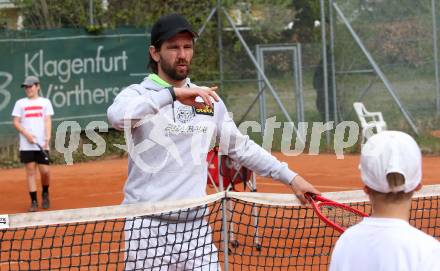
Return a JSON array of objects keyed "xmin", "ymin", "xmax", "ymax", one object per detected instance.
[{"xmin": 195, "ymin": 104, "xmax": 214, "ymax": 116}]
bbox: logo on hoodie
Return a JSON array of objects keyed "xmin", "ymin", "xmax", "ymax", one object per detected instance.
[{"xmin": 176, "ymin": 105, "xmax": 195, "ymax": 123}]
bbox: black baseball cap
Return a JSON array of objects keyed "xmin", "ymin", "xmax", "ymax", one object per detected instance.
[{"xmin": 150, "ymin": 14, "xmax": 198, "ymax": 46}]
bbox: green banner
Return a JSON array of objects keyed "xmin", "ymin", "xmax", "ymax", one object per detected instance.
[{"xmin": 0, "ymin": 27, "xmax": 150, "ymax": 136}]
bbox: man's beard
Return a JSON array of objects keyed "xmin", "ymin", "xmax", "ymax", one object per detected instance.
[{"xmin": 160, "ymin": 58, "xmax": 191, "ymax": 81}]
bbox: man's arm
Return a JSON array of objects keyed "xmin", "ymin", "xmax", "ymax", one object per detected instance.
[
  {"xmin": 174, "ymin": 86, "xmax": 219, "ymax": 108},
  {"xmin": 107, "ymin": 85, "xmax": 174, "ymax": 130},
  {"xmin": 107, "ymin": 85, "xmax": 219, "ymax": 130},
  {"xmin": 12, "ymin": 116, "xmax": 36, "ymax": 144},
  {"xmin": 289, "ymin": 175, "xmax": 320, "ymax": 204},
  {"xmin": 216, "ymin": 102, "xmax": 319, "ymax": 204}
]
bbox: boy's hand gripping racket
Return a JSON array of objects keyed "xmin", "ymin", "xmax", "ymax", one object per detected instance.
[
  {"xmin": 35, "ymin": 143, "xmax": 50, "ymax": 163},
  {"xmin": 305, "ymin": 193, "xmax": 369, "ymax": 233}
]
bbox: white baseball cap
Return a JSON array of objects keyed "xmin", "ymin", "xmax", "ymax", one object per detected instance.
[
  {"xmin": 360, "ymin": 131, "xmax": 422, "ymax": 193},
  {"xmin": 21, "ymin": 76, "xmax": 40, "ymax": 87}
]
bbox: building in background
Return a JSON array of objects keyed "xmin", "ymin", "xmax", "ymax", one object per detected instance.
[{"xmin": 0, "ymin": 0, "xmax": 22, "ymax": 30}]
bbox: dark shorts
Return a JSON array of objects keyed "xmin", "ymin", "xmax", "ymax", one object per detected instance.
[{"xmin": 20, "ymin": 150, "xmax": 50, "ymax": 165}]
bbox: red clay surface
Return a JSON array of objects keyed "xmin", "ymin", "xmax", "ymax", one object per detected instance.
[{"xmin": 0, "ymin": 153, "xmax": 439, "ymax": 214}]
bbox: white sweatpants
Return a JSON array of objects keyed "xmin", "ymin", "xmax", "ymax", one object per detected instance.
[{"xmin": 124, "ymin": 217, "xmax": 221, "ymax": 271}]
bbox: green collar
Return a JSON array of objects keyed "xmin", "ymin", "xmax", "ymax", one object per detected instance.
[{"xmin": 148, "ymin": 74, "xmax": 171, "ymax": 87}]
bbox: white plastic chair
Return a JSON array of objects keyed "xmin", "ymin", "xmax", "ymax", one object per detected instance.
[{"xmin": 353, "ymin": 102, "xmax": 387, "ymax": 143}]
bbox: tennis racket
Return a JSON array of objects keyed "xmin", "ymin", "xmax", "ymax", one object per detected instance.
[
  {"xmin": 305, "ymin": 193, "xmax": 368, "ymax": 233},
  {"xmin": 35, "ymin": 143, "xmax": 50, "ymax": 163}
]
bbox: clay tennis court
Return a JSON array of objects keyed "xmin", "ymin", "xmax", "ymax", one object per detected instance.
[{"xmin": 1, "ymin": 153, "xmax": 439, "ymax": 214}]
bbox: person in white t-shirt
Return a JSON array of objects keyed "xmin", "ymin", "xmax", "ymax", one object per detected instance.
[
  {"xmin": 11, "ymin": 76, "xmax": 54, "ymax": 212},
  {"xmin": 329, "ymin": 131, "xmax": 440, "ymax": 271}
]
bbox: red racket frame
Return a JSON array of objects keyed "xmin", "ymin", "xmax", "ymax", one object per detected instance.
[{"xmin": 305, "ymin": 193, "xmax": 369, "ymax": 233}]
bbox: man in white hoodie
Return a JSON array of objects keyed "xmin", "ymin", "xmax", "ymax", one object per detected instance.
[
  {"xmin": 329, "ymin": 131, "xmax": 440, "ymax": 271},
  {"xmin": 108, "ymin": 13, "xmax": 320, "ymax": 270}
]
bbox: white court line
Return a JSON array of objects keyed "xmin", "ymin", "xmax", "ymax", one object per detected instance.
[{"xmin": 51, "ymin": 191, "xmax": 123, "ymax": 201}]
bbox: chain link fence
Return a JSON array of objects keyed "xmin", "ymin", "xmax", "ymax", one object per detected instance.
[
  {"xmin": 202, "ymin": 0, "xmax": 440, "ymax": 152},
  {"xmin": 1, "ymin": 0, "xmax": 439, "ymax": 165},
  {"xmin": 330, "ymin": 0, "xmax": 440, "ymax": 135}
]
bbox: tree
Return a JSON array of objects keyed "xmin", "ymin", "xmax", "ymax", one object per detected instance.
[
  {"xmin": 291, "ymin": 0, "xmax": 321, "ymax": 43},
  {"xmin": 12, "ymin": 0, "xmax": 105, "ymax": 29},
  {"xmin": 9, "ymin": 0, "xmax": 321, "ymax": 80}
]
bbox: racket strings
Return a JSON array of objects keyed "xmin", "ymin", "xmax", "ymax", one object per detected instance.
[{"xmin": 320, "ymin": 205, "xmax": 364, "ymax": 229}]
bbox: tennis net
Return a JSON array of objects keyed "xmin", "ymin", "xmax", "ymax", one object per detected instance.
[{"xmin": 1, "ymin": 185, "xmax": 439, "ymax": 270}]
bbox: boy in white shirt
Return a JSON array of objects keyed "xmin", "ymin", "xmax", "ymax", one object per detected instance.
[
  {"xmin": 11, "ymin": 76, "xmax": 54, "ymax": 212},
  {"xmin": 329, "ymin": 131, "xmax": 440, "ymax": 271}
]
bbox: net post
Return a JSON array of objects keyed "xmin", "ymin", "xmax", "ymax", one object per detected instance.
[
  {"xmin": 218, "ymin": 153, "xmax": 229, "ymax": 270},
  {"xmin": 250, "ymin": 172, "xmax": 261, "ymax": 249},
  {"xmin": 220, "ymin": 196, "xmax": 230, "ymax": 269}
]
